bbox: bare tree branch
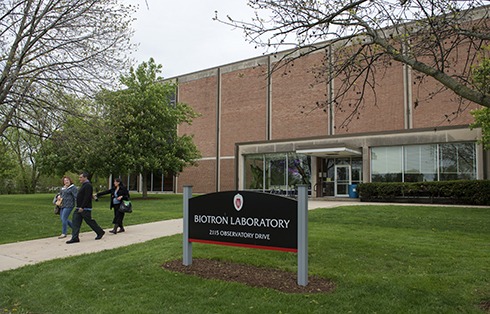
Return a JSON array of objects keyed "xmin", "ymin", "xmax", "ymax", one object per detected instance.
[
  {"xmin": 215, "ymin": 0, "xmax": 490, "ymax": 118},
  {"xmin": 0, "ymin": 0, "xmax": 136, "ymax": 137}
]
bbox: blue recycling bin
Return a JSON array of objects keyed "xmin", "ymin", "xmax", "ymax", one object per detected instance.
[{"xmin": 348, "ymin": 184, "xmax": 358, "ymax": 198}]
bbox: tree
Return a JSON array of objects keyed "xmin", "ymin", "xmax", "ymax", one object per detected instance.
[
  {"xmin": 471, "ymin": 47, "xmax": 490, "ymax": 149},
  {"xmin": 36, "ymin": 112, "xmax": 113, "ymax": 179},
  {"xmin": 0, "ymin": 139, "xmax": 17, "ymax": 193},
  {"xmin": 4, "ymin": 126, "xmax": 43, "ymax": 193},
  {"xmin": 38, "ymin": 59, "xmax": 201, "ymax": 197},
  {"xmin": 104, "ymin": 58, "xmax": 200, "ymax": 197},
  {"xmin": 216, "ymin": 0, "xmax": 490, "ymax": 119},
  {"xmin": 2, "ymin": 99, "xmax": 71, "ymax": 193},
  {"xmin": 0, "ymin": 0, "xmax": 136, "ymax": 138}
]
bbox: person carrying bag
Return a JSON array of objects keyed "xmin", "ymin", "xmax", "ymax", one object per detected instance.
[{"xmin": 95, "ymin": 178, "xmax": 130, "ymax": 234}]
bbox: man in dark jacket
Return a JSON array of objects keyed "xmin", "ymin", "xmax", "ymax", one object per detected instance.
[{"xmin": 66, "ymin": 172, "xmax": 105, "ymax": 244}]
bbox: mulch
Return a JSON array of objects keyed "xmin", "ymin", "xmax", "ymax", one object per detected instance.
[
  {"xmin": 163, "ymin": 259, "xmax": 490, "ymax": 311},
  {"xmin": 162, "ymin": 258, "xmax": 336, "ymax": 294}
]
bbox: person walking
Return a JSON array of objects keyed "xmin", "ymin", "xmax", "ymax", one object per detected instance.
[
  {"xmin": 56, "ymin": 176, "xmax": 77, "ymax": 239},
  {"xmin": 95, "ymin": 178, "xmax": 130, "ymax": 234},
  {"xmin": 66, "ymin": 172, "xmax": 105, "ymax": 244}
]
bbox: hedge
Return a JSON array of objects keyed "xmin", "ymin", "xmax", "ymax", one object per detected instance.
[{"xmin": 357, "ymin": 180, "xmax": 490, "ymax": 205}]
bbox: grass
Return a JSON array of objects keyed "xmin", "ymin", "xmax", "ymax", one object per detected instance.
[
  {"xmin": 0, "ymin": 193, "xmax": 184, "ymax": 244},
  {"xmin": 0, "ymin": 195, "xmax": 489, "ymax": 313}
]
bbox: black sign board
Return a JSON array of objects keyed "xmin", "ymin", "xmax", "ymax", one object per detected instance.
[{"xmin": 189, "ymin": 191, "xmax": 298, "ymax": 252}]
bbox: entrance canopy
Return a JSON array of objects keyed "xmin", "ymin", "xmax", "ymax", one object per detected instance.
[{"xmin": 296, "ymin": 146, "xmax": 362, "ymax": 158}]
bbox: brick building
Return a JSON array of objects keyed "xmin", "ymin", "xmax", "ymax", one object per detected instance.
[{"xmin": 131, "ymin": 11, "xmax": 490, "ymax": 197}]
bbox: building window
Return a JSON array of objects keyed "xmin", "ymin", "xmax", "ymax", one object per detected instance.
[
  {"xmin": 404, "ymin": 144, "xmax": 437, "ymax": 182},
  {"xmin": 371, "ymin": 146, "xmax": 403, "ymax": 182},
  {"xmin": 439, "ymin": 143, "xmax": 477, "ymax": 180},
  {"xmin": 288, "ymin": 152, "xmax": 311, "ymax": 187},
  {"xmin": 371, "ymin": 142, "xmax": 476, "ymax": 182},
  {"xmin": 118, "ymin": 171, "xmax": 174, "ymax": 192},
  {"xmin": 244, "ymin": 155, "xmax": 265, "ymax": 190},
  {"xmin": 126, "ymin": 174, "xmax": 139, "ymax": 191},
  {"xmin": 266, "ymin": 153, "xmax": 287, "ymax": 191},
  {"xmin": 351, "ymin": 158, "xmax": 363, "ymax": 184},
  {"xmin": 244, "ymin": 153, "xmax": 311, "ymax": 195}
]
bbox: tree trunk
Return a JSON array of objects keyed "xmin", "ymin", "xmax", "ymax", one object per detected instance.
[{"xmin": 142, "ymin": 171, "xmax": 148, "ymax": 199}]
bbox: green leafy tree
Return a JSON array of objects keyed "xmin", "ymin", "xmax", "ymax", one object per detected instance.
[
  {"xmin": 38, "ymin": 59, "xmax": 201, "ymax": 196},
  {"xmin": 35, "ymin": 93, "xmax": 116, "ymax": 187},
  {"xmin": 471, "ymin": 48, "xmax": 490, "ymax": 149},
  {"xmin": 471, "ymin": 108, "xmax": 490, "ymax": 149},
  {"xmin": 0, "ymin": 140, "xmax": 17, "ymax": 193},
  {"xmin": 3, "ymin": 107, "xmax": 65, "ymax": 193},
  {"xmin": 4, "ymin": 128, "xmax": 41, "ymax": 194},
  {"xmin": 102, "ymin": 58, "xmax": 201, "ymax": 197},
  {"xmin": 36, "ymin": 114, "xmax": 113, "ymax": 178}
]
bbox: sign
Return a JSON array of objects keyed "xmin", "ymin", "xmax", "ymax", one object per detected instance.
[{"xmin": 189, "ymin": 191, "xmax": 298, "ymax": 252}]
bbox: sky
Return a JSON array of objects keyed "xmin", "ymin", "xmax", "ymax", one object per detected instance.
[{"xmin": 124, "ymin": 0, "xmax": 268, "ymax": 78}]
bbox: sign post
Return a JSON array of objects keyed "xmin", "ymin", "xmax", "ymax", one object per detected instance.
[
  {"xmin": 183, "ymin": 185, "xmax": 192, "ymax": 266},
  {"xmin": 297, "ymin": 185, "xmax": 308, "ymax": 286}
]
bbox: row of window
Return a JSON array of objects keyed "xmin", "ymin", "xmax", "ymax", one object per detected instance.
[
  {"xmin": 371, "ymin": 142, "xmax": 477, "ymax": 182},
  {"xmin": 120, "ymin": 171, "xmax": 174, "ymax": 192},
  {"xmin": 243, "ymin": 142, "xmax": 477, "ymax": 192},
  {"xmin": 117, "ymin": 142, "xmax": 477, "ymax": 193}
]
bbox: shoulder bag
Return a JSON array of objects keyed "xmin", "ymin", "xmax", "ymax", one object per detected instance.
[{"xmin": 119, "ymin": 200, "xmax": 132, "ymax": 213}]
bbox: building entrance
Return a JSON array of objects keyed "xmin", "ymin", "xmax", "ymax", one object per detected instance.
[
  {"xmin": 315, "ymin": 158, "xmax": 335, "ymax": 197},
  {"xmin": 315, "ymin": 157, "xmax": 362, "ymax": 198},
  {"xmin": 335, "ymin": 164, "xmax": 351, "ymax": 197}
]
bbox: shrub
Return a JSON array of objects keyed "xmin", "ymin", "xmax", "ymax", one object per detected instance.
[{"xmin": 358, "ymin": 180, "xmax": 490, "ymax": 205}]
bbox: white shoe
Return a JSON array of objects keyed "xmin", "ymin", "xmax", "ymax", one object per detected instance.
[{"xmin": 58, "ymin": 234, "xmax": 67, "ymax": 239}]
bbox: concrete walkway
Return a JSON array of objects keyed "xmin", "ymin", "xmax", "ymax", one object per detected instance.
[
  {"xmin": 0, "ymin": 219, "xmax": 183, "ymax": 272},
  {"xmin": 0, "ymin": 200, "xmax": 486, "ymax": 272}
]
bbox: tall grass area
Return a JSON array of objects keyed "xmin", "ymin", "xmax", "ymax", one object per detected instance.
[
  {"xmin": 0, "ymin": 193, "xmax": 183, "ymax": 244},
  {"xmin": 0, "ymin": 196, "xmax": 489, "ymax": 313}
]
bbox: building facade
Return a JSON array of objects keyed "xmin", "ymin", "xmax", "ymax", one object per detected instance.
[{"xmin": 168, "ymin": 29, "xmax": 489, "ymax": 197}]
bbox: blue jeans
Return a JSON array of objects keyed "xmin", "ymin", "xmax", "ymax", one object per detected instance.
[{"xmin": 60, "ymin": 207, "xmax": 73, "ymax": 234}]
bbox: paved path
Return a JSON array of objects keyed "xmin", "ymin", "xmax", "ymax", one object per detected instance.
[
  {"xmin": 0, "ymin": 200, "xmax": 487, "ymax": 272},
  {"xmin": 0, "ymin": 219, "xmax": 183, "ymax": 272}
]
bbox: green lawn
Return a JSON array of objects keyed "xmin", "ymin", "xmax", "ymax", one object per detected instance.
[
  {"xmin": 0, "ymin": 193, "xmax": 183, "ymax": 244},
  {"xmin": 0, "ymin": 194, "xmax": 489, "ymax": 313}
]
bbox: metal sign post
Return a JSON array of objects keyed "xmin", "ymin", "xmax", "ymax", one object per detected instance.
[
  {"xmin": 183, "ymin": 185, "xmax": 192, "ymax": 266},
  {"xmin": 297, "ymin": 185, "xmax": 308, "ymax": 286}
]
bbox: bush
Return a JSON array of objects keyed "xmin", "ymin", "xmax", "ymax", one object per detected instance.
[{"xmin": 358, "ymin": 180, "xmax": 490, "ymax": 205}]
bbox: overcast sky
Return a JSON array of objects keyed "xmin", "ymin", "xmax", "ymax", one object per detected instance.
[{"xmin": 124, "ymin": 0, "xmax": 268, "ymax": 78}]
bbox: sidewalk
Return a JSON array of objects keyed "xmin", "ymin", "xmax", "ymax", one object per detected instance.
[
  {"xmin": 0, "ymin": 200, "xmax": 486, "ymax": 272},
  {"xmin": 0, "ymin": 219, "xmax": 183, "ymax": 272}
]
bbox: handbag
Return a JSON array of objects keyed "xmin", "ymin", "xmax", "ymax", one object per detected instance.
[
  {"xmin": 119, "ymin": 200, "xmax": 132, "ymax": 213},
  {"xmin": 55, "ymin": 197, "xmax": 63, "ymax": 207},
  {"xmin": 54, "ymin": 206, "xmax": 61, "ymax": 215}
]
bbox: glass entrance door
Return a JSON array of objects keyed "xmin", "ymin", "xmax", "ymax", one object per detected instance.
[
  {"xmin": 316, "ymin": 158, "xmax": 335, "ymax": 197},
  {"xmin": 335, "ymin": 165, "xmax": 351, "ymax": 197}
]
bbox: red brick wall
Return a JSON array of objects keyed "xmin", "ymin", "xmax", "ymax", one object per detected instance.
[
  {"xmin": 411, "ymin": 85, "xmax": 480, "ymax": 128},
  {"xmin": 219, "ymin": 158, "xmax": 236, "ymax": 191},
  {"xmin": 220, "ymin": 66, "xmax": 268, "ymax": 156},
  {"xmin": 271, "ymin": 53, "xmax": 330, "ymax": 139},
  {"xmin": 411, "ymin": 41, "xmax": 481, "ymax": 128},
  {"xmin": 333, "ymin": 61, "xmax": 406, "ymax": 134},
  {"xmin": 176, "ymin": 159, "xmax": 216, "ymax": 193},
  {"xmin": 177, "ymin": 75, "xmax": 218, "ymax": 193},
  {"xmin": 178, "ymin": 75, "xmax": 218, "ymax": 158}
]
